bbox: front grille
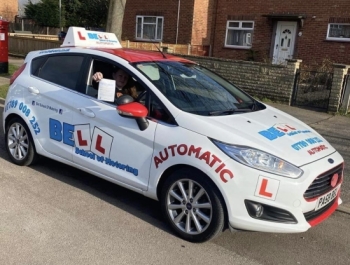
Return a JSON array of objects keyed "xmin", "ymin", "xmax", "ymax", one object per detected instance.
[
  {"xmin": 304, "ymin": 197, "xmax": 336, "ymax": 221},
  {"xmin": 304, "ymin": 164, "xmax": 343, "ymax": 200}
]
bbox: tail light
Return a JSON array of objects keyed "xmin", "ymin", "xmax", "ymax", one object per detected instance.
[{"xmin": 10, "ymin": 63, "xmax": 27, "ymax": 85}]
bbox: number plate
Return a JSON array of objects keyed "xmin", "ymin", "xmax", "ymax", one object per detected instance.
[{"xmin": 315, "ymin": 186, "xmax": 340, "ymax": 211}]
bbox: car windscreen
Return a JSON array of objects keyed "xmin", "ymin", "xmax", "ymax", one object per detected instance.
[{"xmin": 134, "ymin": 61, "xmax": 262, "ymax": 116}]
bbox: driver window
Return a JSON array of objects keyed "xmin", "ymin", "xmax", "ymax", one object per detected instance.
[{"xmin": 85, "ymin": 59, "xmax": 145, "ymax": 103}]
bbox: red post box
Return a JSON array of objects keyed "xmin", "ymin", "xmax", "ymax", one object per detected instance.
[{"xmin": 0, "ymin": 19, "xmax": 9, "ymax": 74}]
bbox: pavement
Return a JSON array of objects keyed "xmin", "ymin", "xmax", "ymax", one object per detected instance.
[{"xmin": 1, "ymin": 56, "xmax": 350, "ymax": 215}]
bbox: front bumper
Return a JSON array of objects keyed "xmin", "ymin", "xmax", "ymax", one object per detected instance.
[{"xmin": 221, "ymin": 151, "xmax": 344, "ymax": 233}]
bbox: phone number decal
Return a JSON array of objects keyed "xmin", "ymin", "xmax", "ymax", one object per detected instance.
[{"xmin": 5, "ymin": 100, "xmax": 41, "ymax": 135}]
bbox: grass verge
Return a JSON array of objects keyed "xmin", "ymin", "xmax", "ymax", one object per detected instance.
[
  {"xmin": 0, "ymin": 63, "xmax": 20, "ymax": 99},
  {"xmin": 0, "ymin": 84, "xmax": 9, "ymax": 99},
  {"xmin": 0, "ymin": 64, "xmax": 19, "ymax": 78}
]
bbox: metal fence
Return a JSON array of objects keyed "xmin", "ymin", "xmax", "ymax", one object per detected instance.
[{"xmin": 291, "ymin": 70, "xmax": 333, "ymax": 111}]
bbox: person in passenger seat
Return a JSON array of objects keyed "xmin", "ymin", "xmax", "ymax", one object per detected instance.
[{"xmin": 93, "ymin": 67, "xmax": 138, "ymax": 99}]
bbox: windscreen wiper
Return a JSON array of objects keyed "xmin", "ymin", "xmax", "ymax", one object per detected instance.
[{"xmin": 208, "ymin": 108, "xmax": 252, "ymax": 116}]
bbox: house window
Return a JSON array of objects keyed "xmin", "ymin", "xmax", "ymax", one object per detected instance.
[
  {"xmin": 327, "ymin": 23, "xmax": 350, "ymax": 41},
  {"xmin": 225, "ymin": 21, "xmax": 254, "ymax": 48},
  {"xmin": 136, "ymin": 16, "xmax": 163, "ymax": 41}
]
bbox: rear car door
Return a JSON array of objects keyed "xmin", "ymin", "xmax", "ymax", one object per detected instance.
[{"xmin": 23, "ymin": 53, "xmax": 89, "ymax": 161}]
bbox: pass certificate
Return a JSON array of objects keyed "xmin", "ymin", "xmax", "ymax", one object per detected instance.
[{"xmin": 97, "ymin": 79, "xmax": 116, "ymax": 102}]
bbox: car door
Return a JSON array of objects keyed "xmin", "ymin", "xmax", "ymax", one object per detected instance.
[
  {"xmin": 23, "ymin": 53, "xmax": 89, "ymax": 161},
  {"xmin": 71, "ymin": 57, "xmax": 158, "ymax": 190}
]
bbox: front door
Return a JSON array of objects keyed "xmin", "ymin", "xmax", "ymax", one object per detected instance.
[{"xmin": 272, "ymin": 21, "xmax": 297, "ymax": 65}]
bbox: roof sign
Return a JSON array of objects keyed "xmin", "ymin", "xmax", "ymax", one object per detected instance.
[{"xmin": 60, "ymin": 27, "xmax": 122, "ymax": 49}]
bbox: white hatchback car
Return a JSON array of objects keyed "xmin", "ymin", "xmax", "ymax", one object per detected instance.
[{"xmin": 3, "ymin": 27, "xmax": 344, "ymax": 242}]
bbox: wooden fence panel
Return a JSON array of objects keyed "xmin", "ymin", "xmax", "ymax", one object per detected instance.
[{"xmin": 9, "ymin": 36, "xmax": 210, "ymax": 57}]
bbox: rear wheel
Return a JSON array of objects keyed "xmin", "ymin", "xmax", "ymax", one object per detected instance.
[
  {"xmin": 5, "ymin": 117, "xmax": 38, "ymax": 166},
  {"xmin": 160, "ymin": 167, "xmax": 225, "ymax": 243}
]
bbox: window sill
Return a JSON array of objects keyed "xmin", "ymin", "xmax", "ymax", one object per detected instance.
[
  {"xmin": 223, "ymin": 46, "xmax": 252, "ymax": 50},
  {"xmin": 134, "ymin": 39, "xmax": 162, "ymax": 43},
  {"xmin": 325, "ymin": 38, "xmax": 350, "ymax": 43}
]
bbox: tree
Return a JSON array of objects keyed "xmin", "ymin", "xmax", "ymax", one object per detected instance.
[
  {"xmin": 24, "ymin": 0, "xmax": 109, "ymax": 29},
  {"xmin": 63, "ymin": 0, "xmax": 81, "ymax": 27},
  {"xmin": 106, "ymin": 0, "xmax": 127, "ymax": 39},
  {"xmin": 64, "ymin": 0, "xmax": 109, "ymax": 28},
  {"xmin": 25, "ymin": 0, "xmax": 63, "ymax": 27}
]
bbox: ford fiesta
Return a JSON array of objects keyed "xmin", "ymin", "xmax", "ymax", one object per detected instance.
[{"xmin": 3, "ymin": 27, "xmax": 344, "ymax": 242}]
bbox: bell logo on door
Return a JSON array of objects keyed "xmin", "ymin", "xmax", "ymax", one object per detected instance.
[{"xmin": 255, "ymin": 176, "xmax": 280, "ymax": 200}]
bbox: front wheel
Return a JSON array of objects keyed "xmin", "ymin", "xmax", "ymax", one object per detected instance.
[
  {"xmin": 5, "ymin": 117, "xmax": 38, "ymax": 166},
  {"xmin": 160, "ymin": 167, "xmax": 225, "ymax": 243}
]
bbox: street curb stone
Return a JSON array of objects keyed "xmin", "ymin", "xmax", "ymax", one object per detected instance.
[{"xmin": 337, "ymin": 204, "xmax": 350, "ymax": 215}]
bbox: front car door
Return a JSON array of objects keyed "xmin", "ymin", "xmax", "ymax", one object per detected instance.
[{"xmin": 71, "ymin": 56, "xmax": 159, "ymax": 190}]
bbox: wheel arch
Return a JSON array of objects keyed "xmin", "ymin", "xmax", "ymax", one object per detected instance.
[
  {"xmin": 156, "ymin": 164, "xmax": 229, "ymax": 228},
  {"xmin": 5, "ymin": 113, "xmax": 38, "ymax": 154}
]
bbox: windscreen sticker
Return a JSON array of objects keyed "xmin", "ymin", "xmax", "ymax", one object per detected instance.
[
  {"xmin": 32, "ymin": 100, "xmax": 63, "ymax": 114},
  {"xmin": 49, "ymin": 118, "xmax": 138, "ymax": 176},
  {"xmin": 39, "ymin": 48, "xmax": 70, "ymax": 54},
  {"xmin": 154, "ymin": 144, "xmax": 234, "ymax": 183},
  {"xmin": 5, "ymin": 100, "xmax": 41, "ymax": 135},
  {"xmin": 259, "ymin": 124, "xmax": 311, "ymax": 141}
]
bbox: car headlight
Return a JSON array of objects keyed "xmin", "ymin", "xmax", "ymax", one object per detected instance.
[{"xmin": 212, "ymin": 140, "xmax": 303, "ymax": 179}]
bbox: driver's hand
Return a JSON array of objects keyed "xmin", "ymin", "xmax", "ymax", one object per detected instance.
[
  {"xmin": 92, "ymin": 72, "xmax": 103, "ymax": 82},
  {"xmin": 116, "ymin": 92, "xmax": 123, "ymax": 98}
]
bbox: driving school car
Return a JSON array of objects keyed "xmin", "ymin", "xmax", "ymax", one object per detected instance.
[{"xmin": 3, "ymin": 27, "xmax": 344, "ymax": 243}]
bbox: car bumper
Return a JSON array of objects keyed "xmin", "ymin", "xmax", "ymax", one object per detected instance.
[{"xmin": 221, "ymin": 151, "xmax": 344, "ymax": 233}]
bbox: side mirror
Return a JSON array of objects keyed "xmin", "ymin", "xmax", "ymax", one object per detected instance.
[{"xmin": 116, "ymin": 100, "xmax": 149, "ymax": 131}]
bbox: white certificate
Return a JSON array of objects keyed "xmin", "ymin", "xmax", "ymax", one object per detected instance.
[{"xmin": 97, "ymin": 79, "xmax": 116, "ymax": 102}]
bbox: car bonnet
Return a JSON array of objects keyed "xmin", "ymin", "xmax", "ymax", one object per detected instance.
[{"xmin": 175, "ymin": 105, "xmax": 336, "ymax": 167}]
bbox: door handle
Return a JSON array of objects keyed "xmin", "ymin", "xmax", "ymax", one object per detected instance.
[
  {"xmin": 28, "ymin": 86, "xmax": 40, "ymax": 94},
  {"xmin": 78, "ymin": 108, "xmax": 96, "ymax": 118}
]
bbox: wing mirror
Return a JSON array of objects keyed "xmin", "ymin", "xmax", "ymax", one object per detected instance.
[{"xmin": 116, "ymin": 95, "xmax": 149, "ymax": 131}]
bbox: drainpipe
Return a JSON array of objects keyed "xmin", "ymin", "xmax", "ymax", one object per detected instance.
[
  {"xmin": 176, "ymin": 0, "xmax": 180, "ymax": 44},
  {"xmin": 210, "ymin": 0, "xmax": 219, "ymax": 57}
]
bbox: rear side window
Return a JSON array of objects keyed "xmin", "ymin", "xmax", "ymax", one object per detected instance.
[{"xmin": 32, "ymin": 55, "xmax": 85, "ymax": 90}]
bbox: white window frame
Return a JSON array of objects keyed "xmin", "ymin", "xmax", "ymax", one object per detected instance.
[
  {"xmin": 326, "ymin": 23, "xmax": 350, "ymax": 41},
  {"xmin": 136, "ymin": 16, "xmax": 163, "ymax": 41},
  {"xmin": 225, "ymin": 20, "xmax": 254, "ymax": 49}
]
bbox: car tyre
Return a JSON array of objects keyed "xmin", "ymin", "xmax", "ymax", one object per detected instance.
[
  {"xmin": 5, "ymin": 117, "xmax": 38, "ymax": 166},
  {"xmin": 160, "ymin": 167, "xmax": 225, "ymax": 243}
]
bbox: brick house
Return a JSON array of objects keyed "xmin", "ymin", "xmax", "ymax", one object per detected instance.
[
  {"xmin": 0, "ymin": 0, "xmax": 18, "ymax": 22},
  {"xmin": 122, "ymin": 0, "xmax": 350, "ymax": 66}
]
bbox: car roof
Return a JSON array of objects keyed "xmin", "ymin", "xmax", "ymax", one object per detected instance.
[{"xmin": 92, "ymin": 48, "xmax": 195, "ymax": 64}]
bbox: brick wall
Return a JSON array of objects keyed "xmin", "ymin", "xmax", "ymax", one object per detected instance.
[
  {"xmin": 122, "ymin": 0, "xmax": 196, "ymax": 44},
  {"xmin": 191, "ymin": 0, "xmax": 215, "ymax": 45},
  {"xmin": 179, "ymin": 54, "xmax": 300, "ymax": 104},
  {"xmin": 213, "ymin": 0, "xmax": 350, "ymax": 66},
  {"xmin": 329, "ymin": 64, "xmax": 350, "ymax": 112},
  {"xmin": 0, "ymin": 0, "xmax": 18, "ymax": 21}
]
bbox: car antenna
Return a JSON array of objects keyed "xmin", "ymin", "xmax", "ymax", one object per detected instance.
[{"xmin": 153, "ymin": 42, "xmax": 167, "ymax": 59}]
